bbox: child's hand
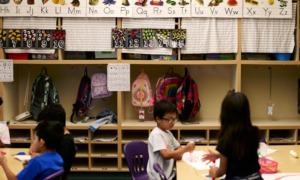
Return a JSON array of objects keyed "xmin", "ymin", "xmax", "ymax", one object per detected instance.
[
  {"xmin": 209, "ymin": 165, "xmax": 218, "ymax": 178},
  {"xmin": 0, "ymin": 154, "xmax": 7, "ymax": 166},
  {"xmin": 176, "ymin": 155, "xmax": 182, "ymax": 160},
  {"xmin": 185, "ymin": 141, "xmax": 195, "ymax": 152},
  {"xmin": 202, "ymin": 149, "xmax": 218, "ymax": 163}
]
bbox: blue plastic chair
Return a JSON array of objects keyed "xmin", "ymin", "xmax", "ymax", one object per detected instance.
[
  {"xmin": 44, "ymin": 169, "xmax": 64, "ymax": 180},
  {"xmin": 153, "ymin": 163, "xmax": 167, "ymax": 180},
  {"xmin": 124, "ymin": 141, "xmax": 149, "ymax": 180}
]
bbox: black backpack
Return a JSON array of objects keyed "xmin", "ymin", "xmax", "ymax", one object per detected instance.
[
  {"xmin": 176, "ymin": 68, "xmax": 201, "ymax": 123},
  {"xmin": 71, "ymin": 67, "xmax": 92, "ymax": 123},
  {"xmin": 30, "ymin": 67, "xmax": 60, "ymax": 120}
]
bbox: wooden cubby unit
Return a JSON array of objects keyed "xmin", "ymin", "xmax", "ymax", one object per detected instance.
[{"xmin": 1, "ymin": 2, "xmax": 300, "ymax": 172}]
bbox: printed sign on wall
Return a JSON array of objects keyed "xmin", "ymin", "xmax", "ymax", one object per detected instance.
[
  {"xmin": 0, "ymin": 0, "xmax": 292, "ymax": 18},
  {"xmin": 132, "ymin": 0, "xmax": 191, "ymax": 18},
  {"xmin": 243, "ymin": 0, "xmax": 292, "ymax": 18},
  {"xmin": 34, "ymin": 0, "xmax": 86, "ymax": 17},
  {"xmin": 0, "ymin": 60, "xmax": 13, "ymax": 82},
  {"xmin": 191, "ymin": 0, "xmax": 243, "ymax": 18},
  {"xmin": 86, "ymin": 0, "xmax": 133, "ymax": 17},
  {"xmin": 0, "ymin": 0, "xmax": 35, "ymax": 17},
  {"xmin": 107, "ymin": 63, "xmax": 130, "ymax": 91}
]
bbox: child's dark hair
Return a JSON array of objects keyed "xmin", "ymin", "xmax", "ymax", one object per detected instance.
[
  {"xmin": 34, "ymin": 120, "xmax": 64, "ymax": 150},
  {"xmin": 37, "ymin": 104, "xmax": 66, "ymax": 126},
  {"xmin": 218, "ymin": 90, "xmax": 259, "ymax": 159},
  {"xmin": 153, "ymin": 100, "xmax": 178, "ymax": 120}
]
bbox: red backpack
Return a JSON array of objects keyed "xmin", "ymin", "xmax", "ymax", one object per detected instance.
[
  {"xmin": 155, "ymin": 67, "xmax": 182, "ymax": 104},
  {"xmin": 176, "ymin": 67, "xmax": 201, "ymax": 122}
]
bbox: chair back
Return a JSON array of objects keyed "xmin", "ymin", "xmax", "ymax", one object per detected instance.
[
  {"xmin": 124, "ymin": 141, "xmax": 149, "ymax": 180},
  {"xmin": 44, "ymin": 169, "xmax": 64, "ymax": 180},
  {"xmin": 153, "ymin": 163, "xmax": 167, "ymax": 180}
]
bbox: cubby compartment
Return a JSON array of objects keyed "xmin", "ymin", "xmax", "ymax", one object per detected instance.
[
  {"xmin": 90, "ymin": 144, "xmax": 118, "ymax": 158},
  {"xmin": 180, "ymin": 130, "xmax": 207, "ymax": 145},
  {"xmin": 208, "ymin": 130, "xmax": 220, "ymax": 145},
  {"xmin": 91, "ymin": 158, "xmax": 118, "ymax": 171},
  {"xmin": 122, "ymin": 157, "xmax": 129, "ymax": 171},
  {"xmin": 242, "ymin": 66, "xmax": 300, "ymax": 122},
  {"xmin": 91, "ymin": 130, "xmax": 118, "ymax": 143},
  {"xmin": 3, "ymin": 65, "xmax": 118, "ymax": 123},
  {"xmin": 9, "ymin": 128, "xmax": 31, "ymax": 144},
  {"xmin": 71, "ymin": 158, "xmax": 89, "ymax": 171},
  {"xmin": 269, "ymin": 129, "xmax": 297, "ymax": 144},
  {"xmin": 70, "ymin": 129, "xmax": 89, "ymax": 144},
  {"xmin": 75, "ymin": 144, "xmax": 89, "ymax": 158},
  {"xmin": 122, "ymin": 130, "xmax": 149, "ymax": 142},
  {"xmin": 171, "ymin": 129, "xmax": 179, "ymax": 140},
  {"xmin": 298, "ymin": 129, "xmax": 300, "ymax": 143},
  {"xmin": 123, "ymin": 64, "xmax": 237, "ymax": 123},
  {"xmin": 259, "ymin": 129, "xmax": 268, "ymax": 143}
]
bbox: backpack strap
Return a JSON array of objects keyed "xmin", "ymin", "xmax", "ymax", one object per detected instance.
[
  {"xmin": 70, "ymin": 104, "xmax": 76, "ymax": 123},
  {"xmin": 41, "ymin": 66, "xmax": 48, "ymax": 76},
  {"xmin": 139, "ymin": 71, "xmax": 145, "ymax": 107}
]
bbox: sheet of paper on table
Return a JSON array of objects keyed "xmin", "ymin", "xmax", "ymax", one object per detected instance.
[
  {"xmin": 262, "ymin": 173, "xmax": 300, "ymax": 180},
  {"xmin": 14, "ymin": 155, "xmax": 31, "ymax": 162},
  {"xmin": 182, "ymin": 150, "xmax": 220, "ymax": 170}
]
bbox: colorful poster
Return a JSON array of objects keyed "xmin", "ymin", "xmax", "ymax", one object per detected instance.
[
  {"xmin": 191, "ymin": 0, "xmax": 243, "ymax": 18},
  {"xmin": 22, "ymin": 29, "xmax": 37, "ymax": 48},
  {"xmin": 0, "ymin": 29, "xmax": 8, "ymax": 48},
  {"xmin": 0, "ymin": 0, "xmax": 35, "ymax": 16},
  {"xmin": 132, "ymin": 0, "xmax": 191, "ymax": 18},
  {"xmin": 243, "ymin": 0, "xmax": 292, "ymax": 18},
  {"xmin": 7, "ymin": 29, "xmax": 22, "ymax": 48},
  {"xmin": 86, "ymin": 0, "xmax": 133, "ymax": 17},
  {"xmin": 34, "ymin": 0, "xmax": 86, "ymax": 17}
]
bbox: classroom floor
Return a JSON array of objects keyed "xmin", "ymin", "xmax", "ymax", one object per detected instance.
[{"xmin": 68, "ymin": 172, "xmax": 131, "ymax": 180}]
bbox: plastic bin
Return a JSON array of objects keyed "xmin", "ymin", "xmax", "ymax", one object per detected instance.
[
  {"xmin": 7, "ymin": 53, "xmax": 28, "ymax": 60},
  {"xmin": 258, "ymin": 158, "xmax": 278, "ymax": 174},
  {"xmin": 273, "ymin": 53, "xmax": 292, "ymax": 61}
]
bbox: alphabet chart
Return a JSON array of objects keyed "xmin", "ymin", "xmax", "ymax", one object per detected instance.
[
  {"xmin": 0, "ymin": 60, "xmax": 13, "ymax": 82},
  {"xmin": 107, "ymin": 63, "xmax": 130, "ymax": 91}
]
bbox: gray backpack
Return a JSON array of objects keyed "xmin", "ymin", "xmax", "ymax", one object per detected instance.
[
  {"xmin": 91, "ymin": 72, "xmax": 112, "ymax": 99},
  {"xmin": 30, "ymin": 67, "xmax": 59, "ymax": 120}
]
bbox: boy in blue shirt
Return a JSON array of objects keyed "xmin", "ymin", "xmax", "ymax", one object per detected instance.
[{"xmin": 0, "ymin": 120, "xmax": 64, "ymax": 180}]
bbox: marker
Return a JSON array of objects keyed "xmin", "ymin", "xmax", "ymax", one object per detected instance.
[{"xmin": 290, "ymin": 150, "xmax": 299, "ymax": 158}]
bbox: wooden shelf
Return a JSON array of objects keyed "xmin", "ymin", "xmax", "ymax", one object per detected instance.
[{"xmin": 2, "ymin": 9, "xmax": 300, "ymax": 172}]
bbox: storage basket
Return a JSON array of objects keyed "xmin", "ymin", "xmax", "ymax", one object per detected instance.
[{"xmin": 258, "ymin": 158, "xmax": 278, "ymax": 174}]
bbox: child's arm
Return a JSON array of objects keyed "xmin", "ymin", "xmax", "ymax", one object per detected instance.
[
  {"xmin": 0, "ymin": 155, "xmax": 17, "ymax": 180},
  {"xmin": 159, "ymin": 141, "xmax": 195, "ymax": 159},
  {"xmin": 209, "ymin": 153, "xmax": 227, "ymax": 178}
]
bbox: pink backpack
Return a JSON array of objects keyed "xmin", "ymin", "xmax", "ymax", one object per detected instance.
[
  {"xmin": 132, "ymin": 71, "xmax": 154, "ymax": 108},
  {"xmin": 91, "ymin": 72, "xmax": 112, "ymax": 99},
  {"xmin": 155, "ymin": 68, "xmax": 182, "ymax": 104}
]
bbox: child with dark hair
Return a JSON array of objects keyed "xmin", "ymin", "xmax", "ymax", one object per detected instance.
[
  {"xmin": 31, "ymin": 104, "xmax": 76, "ymax": 180},
  {"xmin": 0, "ymin": 97, "xmax": 10, "ymax": 147},
  {"xmin": 202, "ymin": 90, "xmax": 262, "ymax": 180},
  {"xmin": 147, "ymin": 100, "xmax": 195, "ymax": 180},
  {"xmin": 0, "ymin": 121, "xmax": 64, "ymax": 179}
]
